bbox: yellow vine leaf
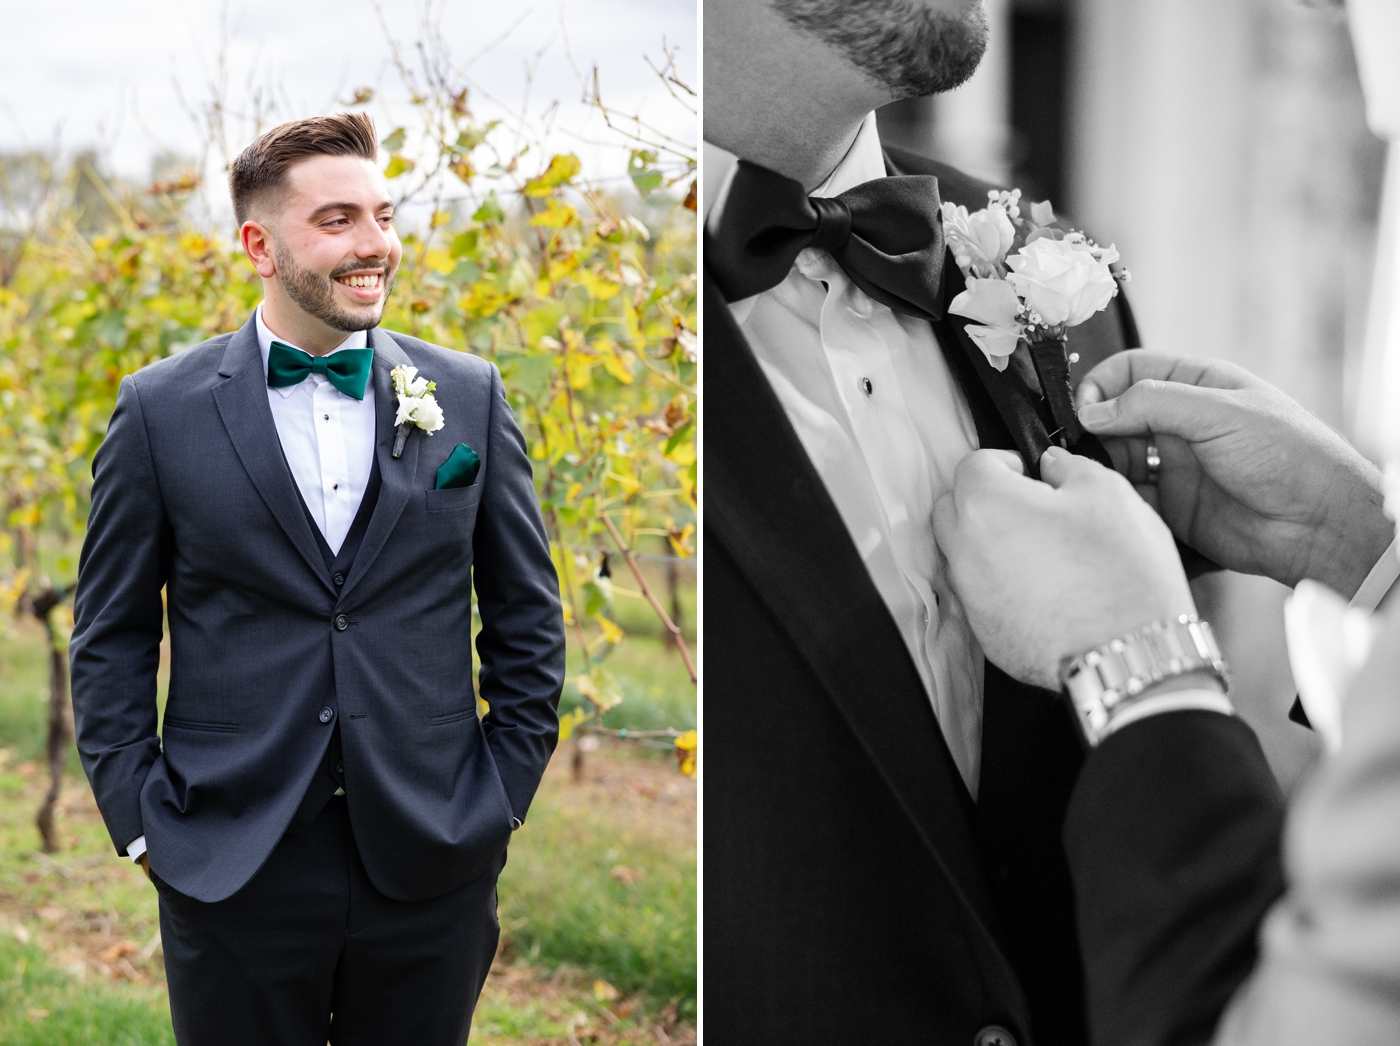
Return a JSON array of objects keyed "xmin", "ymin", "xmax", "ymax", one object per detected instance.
[
  {"xmin": 595, "ymin": 615, "xmax": 623, "ymax": 644},
  {"xmin": 675, "ymin": 730, "xmax": 697, "ymax": 777},
  {"xmin": 522, "ymin": 153, "xmax": 582, "ymax": 196},
  {"xmin": 528, "ymin": 200, "xmax": 578, "ymax": 229},
  {"xmin": 557, "ymin": 706, "xmax": 587, "ymax": 742},
  {"xmin": 384, "ymin": 154, "xmax": 414, "ymax": 179}
]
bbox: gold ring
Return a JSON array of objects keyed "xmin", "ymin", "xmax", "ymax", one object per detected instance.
[{"xmin": 1145, "ymin": 442, "xmax": 1161, "ymax": 486}]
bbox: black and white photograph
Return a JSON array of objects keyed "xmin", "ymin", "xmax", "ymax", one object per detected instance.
[{"xmin": 700, "ymin": 0, "xmax": 1400, "ymax": 1043}]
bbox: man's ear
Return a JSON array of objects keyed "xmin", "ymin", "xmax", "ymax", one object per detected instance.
[{"xmin": 240, "ymin": 219, "xmax": 277, "ymax": 279}]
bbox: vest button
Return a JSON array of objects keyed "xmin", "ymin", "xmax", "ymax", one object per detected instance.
[
  {"xmin": 975, "ymin": 1027, "xmax": 1017, "ymax": 1046},
  {"xmin": 319, "ymin": 707, "xmax": 334, "ymax": 724},
  {"xmin": 335, "ymin": 761, "xmax": 344, "ymax": 774},
  {"xmin": 333, "ymin": 573, "xmax": 345, "ymax": 586},
  {"xmin": 334, "ymin": 614, "xmax": 349, "ymax": 631}
]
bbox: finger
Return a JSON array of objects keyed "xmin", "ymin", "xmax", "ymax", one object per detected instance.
[
  {"xmin": 1078, "ymin": 379, "xmax": 1237, "ymax": 442},
  {"xmin": 952, "ymin": 450, "xmax": 1048, "ymax": 520},
  {"xmin": 1099, "ymin": 436, "xmax": 1131, "ymax": 477},
  {"xmin": 953, "ymin": 449, "xmax": 1032, "ymax": 498},
  {"xmin": 984, "ymin": 449, "xmax": 1026, "ymax": 475},
  {"xmin": 1038, "ymin": 445, "xmax": 1114, "ymax": 490},
  {"xmin": 1131, "ymin": 482, "xmax": 1161, "ymax": 514},
  {"xmin": 1079, "ymin": 349, "xmax": 1253, "ymax": 407},
  {"xmin": 1112, "ymin": 435, "xmax": 1153, "ymax": 485}
]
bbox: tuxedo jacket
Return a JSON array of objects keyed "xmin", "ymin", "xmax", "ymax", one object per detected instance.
[
  {"xmin": 703, "ymin": 146, "xmax": 1258, "ymax": 1045},
  {"xmin": 70, "ymin": 316, "xmax": 565, "ymax": 904}
]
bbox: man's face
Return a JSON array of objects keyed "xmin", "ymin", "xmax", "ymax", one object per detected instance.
[
  {"xmin": 772, "ymin": 0, "xmax": 989, "ymax": 99},
  {"xmin": 267, "ymin": 154, "xmax": 403, "ymax": 333}
]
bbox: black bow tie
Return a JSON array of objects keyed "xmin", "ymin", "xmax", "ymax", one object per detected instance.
[{"xmin": 704, "ymin": 160, "xmax": 947, "ymax": 320}]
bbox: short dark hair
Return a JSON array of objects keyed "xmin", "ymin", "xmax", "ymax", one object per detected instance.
[{"xmin": 228, "ymin": 113, "xmax": 379, "ymax": 226}]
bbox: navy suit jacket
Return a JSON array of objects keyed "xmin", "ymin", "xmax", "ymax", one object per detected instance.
[{"xmin": 70, "ymin": 316, "xmax": 565, "ymax": 903}]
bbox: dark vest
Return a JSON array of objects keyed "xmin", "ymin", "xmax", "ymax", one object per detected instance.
[{"xmin": 280, "ymin": 428, "xmax": 384, "ymax": 836}]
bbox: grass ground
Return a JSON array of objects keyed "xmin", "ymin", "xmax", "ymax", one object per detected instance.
[{"xmin": 0, "ymin": 618, "xmax": 695, "ymax": 1045}]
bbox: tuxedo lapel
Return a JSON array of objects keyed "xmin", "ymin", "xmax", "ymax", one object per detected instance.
[
  {"xmin": 336, "ymin": 327, "xmax": 418, "ymax": 602},
  {"xmin": 212, "ymin": 318, "xmax": 336, "ymax": 593},
  {"xmin": 704, "ymin": 271, "xmax": 1023, "ymax": 1001}
]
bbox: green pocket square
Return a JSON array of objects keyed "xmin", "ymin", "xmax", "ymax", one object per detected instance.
[{"xmin": 434, "ymin": 443, "xmax": 481, "ymax": 490}]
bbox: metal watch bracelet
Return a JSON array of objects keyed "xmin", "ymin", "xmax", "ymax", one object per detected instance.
[{"xmin": 1060, "ymin": 614, "xmax": 1230, "ymax": 747}]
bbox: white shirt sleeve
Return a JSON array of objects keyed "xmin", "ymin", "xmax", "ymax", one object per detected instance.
[
  {"xmin": 126, "ymin": 834, "xmax": 147, "ymax": 862},
  {"xmin": 1349, "ymin": 535, "xmax": 1400, "ymax": 612}
]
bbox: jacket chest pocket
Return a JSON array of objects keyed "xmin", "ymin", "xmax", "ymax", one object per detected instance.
[{"xmin": 424, "ymin": 482, "xmax": 484, "ymax": 514}]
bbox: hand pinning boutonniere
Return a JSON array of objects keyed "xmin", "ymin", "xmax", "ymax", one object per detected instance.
[
  {"xmin": 390, "ymin": 364, "xmax": 445, "ymax": 458},
  {"xmin": 943, "ymin": 189, "xmax": 1130, "ymax": 446}
]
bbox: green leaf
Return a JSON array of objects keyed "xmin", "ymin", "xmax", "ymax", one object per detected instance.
[
  {"xmin": 473, "ymin": 192, "xmax": 505, "ymax": 225},
  {"xmin": 449, "ymin": 229, "xmax": 480, "ymax": 258},
  {"xmin": 384, "ymin": 154, "xmax": 414, "ymax": 179},
  {"xmin": 502, "ymin": 354, "xmax": 554, "ymax": 400},
  {"xmin": 628, "ymin": 150, "xmax": 663, "ymax": 195},
  {"xmin": 582, "ymin": 579, "xmax": 609, "ymax": 618},
  {"xmin": 381, "ymin": 127, "xmax": 407, "ymax": 151},
  {"xmin": 455, "ymin": 120, "xmax": 500, "ymax": 151},
  {"xmin": 664, "ymin": 417, "xmax": 694, "ymax": 457},
  {"xmin": 446, "ymin": 260, "xmax": 481, "ymax": 284}
]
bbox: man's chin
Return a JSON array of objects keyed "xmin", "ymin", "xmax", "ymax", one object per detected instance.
[{"xmin": 328, "ymin": 296, "xmax": 387, "ymax": 332}]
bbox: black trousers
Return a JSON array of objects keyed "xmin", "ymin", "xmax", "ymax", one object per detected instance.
[{"xmin": 153, "ymin": 797, "xmax": 503, "ymax": 1046}]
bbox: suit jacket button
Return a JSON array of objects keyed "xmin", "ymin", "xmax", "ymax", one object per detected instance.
[
  {"xmin": 975, "ymin": 1027, "xmax": 1017, "ymax": 1046},
  {"xmin": 334, "ymin": 614, "xmax": 349, "ymax": 631},
  {"xmin": 333, "ymin": 572, "xmax": 345, "ymax": 586},
  {"xmin": 319, "ymin": 707, "xmax": 334, "ymax": 724}
]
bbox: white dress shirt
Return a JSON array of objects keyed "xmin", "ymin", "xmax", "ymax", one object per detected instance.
[
  {"xmin": 127, "ymin": 305, "xmax": 375, "ymax": 863},
  {"xmin": 705, "ymin": 114, "xmax": 988, "ymax": 794},
  {"xmin": 256, "ymin": 304, "xmax": 376, "ymax": 555}
]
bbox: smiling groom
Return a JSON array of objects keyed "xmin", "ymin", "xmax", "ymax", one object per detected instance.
[{"xmin": 69, "ymin": 113, "xmax": 565, "ymax": 1045}]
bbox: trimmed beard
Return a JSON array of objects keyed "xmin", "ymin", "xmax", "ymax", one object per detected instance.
[
  {"xmin": 273, "ymin": 245, "xmax": 397, "ymax": 333},
  {"xmin": 772, "ymin": 0, "xmax": 990, "ymax": 99}
]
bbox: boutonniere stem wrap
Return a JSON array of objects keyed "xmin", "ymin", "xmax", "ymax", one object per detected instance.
[
  {"xmin": 390, "ymin": 365, "xmax": 445, "ymax": 458},
  {"xmin": 945, "ymin": 190, "xmax": 1130, "ymax": 446}
]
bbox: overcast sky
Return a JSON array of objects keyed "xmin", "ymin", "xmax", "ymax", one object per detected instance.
[{"xmin": 0, "ymin": 0, "xmax": 695, "ymax": 215}]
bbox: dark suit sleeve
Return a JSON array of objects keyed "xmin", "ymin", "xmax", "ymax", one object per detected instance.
[
  {"xmin": 69, "ymin": 376, "xmax": 169, "ymax": 855},
  {"xmin": 1063, "ymin": 711, "xmax": 1286, "ymax": 1046},
  {"xmin": 471, "ymin": 363, "xmax": 565, "ymax": 822}
]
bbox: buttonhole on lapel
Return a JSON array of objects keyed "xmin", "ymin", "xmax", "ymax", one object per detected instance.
[{"xmin": 348, "ymin": 712, "xmax": 368, "ymax": 720}]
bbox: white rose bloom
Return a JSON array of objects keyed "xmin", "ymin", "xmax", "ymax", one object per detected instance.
[
  {"xmin": 1006, "ymin": 236, "xmax": 1118, "ymax": 328},
  {"xmin": 408, "ymin": 394, "xmax": 445, "ymax": 433},
  {"xmin": 942, "ymin": 201, "xmax": 1016, "ymax": 278}
]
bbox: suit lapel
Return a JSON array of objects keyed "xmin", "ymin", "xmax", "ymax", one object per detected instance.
[
  {"xmin": 212, "ymin": 317, "xmax": 336, "ymax": 592},
  {"xmin": 704, "ymin": 271, "xmax": 1024, "ymax": 1006},
  {"xmin": 336, "ymin": 327, "xmax": 419, "ymax": 602}
]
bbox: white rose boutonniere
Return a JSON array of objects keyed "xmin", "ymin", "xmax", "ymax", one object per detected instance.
[
  {"xmin": 945, "ymin": 189, "xmax": 1130, "ymax": 447},
  {"xmin": 390, "ymin": 364, "xmax": 445, "ymax": 458}
]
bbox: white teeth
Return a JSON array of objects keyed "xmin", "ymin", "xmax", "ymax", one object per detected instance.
[{"xmin": 339, "ymin": 274, "xmax": 380, "ymax": 289}]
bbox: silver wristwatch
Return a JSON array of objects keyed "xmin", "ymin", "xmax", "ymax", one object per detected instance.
[{"xmin": 1060, "ymin": 614, "xmax": 1229, "ymax": 746}]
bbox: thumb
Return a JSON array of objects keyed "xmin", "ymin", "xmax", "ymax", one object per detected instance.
[
  {"xmin": 1038, "ymin": 445, "xmax": 1111, "ymax": 489},
  {"xmin": 1077, "ymin": 378, "xmax": 1230, "ymax": 441}
]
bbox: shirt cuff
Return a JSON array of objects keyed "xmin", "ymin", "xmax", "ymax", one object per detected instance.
[
  {"xmin": 1103, "ymin": 688, "xmax": 1235, "ymax": 739},
  {"xmin": 1349, "ymin": 534, "xmax": 1400, "ymax": 612},
  {"xmin": 126, "ymin": 835, "xmax": 147, "ymax": 863}
]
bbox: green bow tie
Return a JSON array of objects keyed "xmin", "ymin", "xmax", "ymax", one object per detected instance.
[{"xmin": 267, "ymin": 341, "xmax": 374, "ymax": 400}]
